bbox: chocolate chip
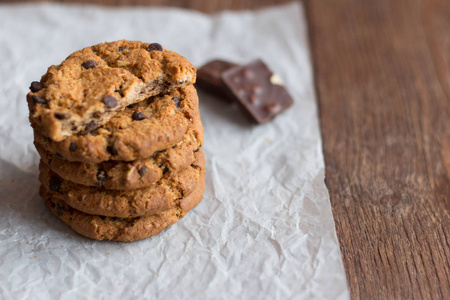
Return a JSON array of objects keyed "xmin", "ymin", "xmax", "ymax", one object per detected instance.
[
  {"xmin": 30, "ymin": 81, "xmax": 44, "ymax": 92},
  {"xmin": 132, "ymin": 111, "xmax": 146, "ymax": 121},
  {"xmin": 49, "ymin": 176, "xmax": 61, "ymax": 192},
  {"xmin": 69, "ymin": 142, "xmax": 77, "ymax": 152},
  {"xmin": 127, "ymin": 103, "xmax": 139, "ymax": 109},
  {"xmin": 172, "ymin": 96, "xmax": 181, "ymax": 108},
  {"xmin": 106, "ymin": 145, "xmax": 118, "ymax": 156},
  {"xmin": 115, "ymin": 89, "xmax": 124, "ymax": 97},
  {"xmin": 54, "ymin": 112, "xmax": 70, "ymax": 120},
  {"xmin": 138, "ymin": 166, "xmax": 148, "ymax": 177},
  {"xmin": 55, "ymin": 204, "xmax": 64, "ymax": 216},
  {"xmin": 85, "ymin": 121, "xmax": 98, "ymax": 132},
  {"xmin": 103, "ymin": 95, "xmax": 118, "ymax": 108},
  {"xmin": 31, "ymin": 95, "xmax": 47, "ymax": 105},
  {"xmin": 147, "ymin": 43, "xmax": 163, "ymax": 52},
  {"xmin": 194, "ymin": 148, "xmax": 200, "ymax": 153},
  {"xmin": 118, "ymin": 46, "xmax": 127, "ymax": 51},
  {"xmin": 55, "ymin": 152, "xmax": 63, "ymax": 158},
  {"xmin": 82, "ymin": 59, "xmax": 98, "ymax": 69},
  {"xmin": 96, "ymin": 170, "xmax": 107, "ymax": 186},
  {"xmin": 162, "ymin": 167, "xmax": 169, "ymax": 174}
]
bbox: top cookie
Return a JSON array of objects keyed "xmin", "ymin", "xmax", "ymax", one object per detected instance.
[{"xmin": 27, "ymin": 40, "xmax": 196, "ymax": 142}]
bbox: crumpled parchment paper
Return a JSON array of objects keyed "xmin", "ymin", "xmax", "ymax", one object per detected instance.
[{"xmin": 0, "ymin": 2, "xmax": 349, "ymax": 299}]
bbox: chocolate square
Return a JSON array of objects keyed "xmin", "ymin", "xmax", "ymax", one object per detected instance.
[
  {"xmin": 221, "ymin": 59, "xmax": 293, "ymax": 124},
  {"xmin": 196, "ymin": 60, "xmax": 239, "ymax": 101}
]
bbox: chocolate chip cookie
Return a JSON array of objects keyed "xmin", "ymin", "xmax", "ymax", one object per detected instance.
[
  {"xmin": 44, "ymin": 176, "xmax": 205, "ymax": 242},
  {"xmin": 39, "ymin": 150, "xmax": 205, "ymax": 218},
  {"xmin": 35, "ymin": 128, "xmax": 201, "ymax": 190},
  {"xmin": 28, "ymin": 40, "xmax": 196, "ymax": 142},
  {"xmin": 33, "ymin": 85, "xmax": 201, "ymax": 163}
]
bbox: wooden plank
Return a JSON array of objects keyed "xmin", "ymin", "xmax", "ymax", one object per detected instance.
[{"xmin": 307, "ymin": 0, "xmax": 450, "ymax": 299}]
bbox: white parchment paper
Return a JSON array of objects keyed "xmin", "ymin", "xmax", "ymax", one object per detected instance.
[{"xmin": 0, "ymin": 3, "xmax": 349, "ymax": 299}]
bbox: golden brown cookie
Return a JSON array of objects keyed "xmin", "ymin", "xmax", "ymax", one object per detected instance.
[
  {"xmin": 35, "ymin": 117, "xmax": 203, "ymax": 190},
  {"xmin": 39, "ymin": 151, "xmax": 205, "ymax": 218},
  {"xmin": 33, "ymin": 85, "xmax": 201, "ymax": 163},
  {"xmin": 43, "ymin": 176, "xmax": 205, "ymax": 242},
  {"xmin": 27, "ymin": 40, "xmax": 196, "ymax": 142}
]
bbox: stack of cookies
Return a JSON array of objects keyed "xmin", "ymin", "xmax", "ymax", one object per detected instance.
[{"xmin": 27, "ymin": 41, "xmax": 205, "ymax": 242}]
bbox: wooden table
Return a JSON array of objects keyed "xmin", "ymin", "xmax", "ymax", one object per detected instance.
[{"xmin": 4, "ymin": 0, "xmax": 449, "ymax": 299}]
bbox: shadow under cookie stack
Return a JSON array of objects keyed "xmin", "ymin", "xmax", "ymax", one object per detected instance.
[{"xmin": 27, "ymin": 41, "xmax": 205, "ymax": 242}]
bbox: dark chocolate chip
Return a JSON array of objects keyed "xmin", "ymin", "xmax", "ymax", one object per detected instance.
[
  {"xmin": 30, "ymin": 81, "xmax": 44, "ymax": 92},
  {"xmin": 147, "ymin": 43, "xmax": 163, "ymax": 52},
  {"xmin": 49, "ymin": 176, "xmax": 61, "ymax": 192},
  {"xmin": 55, "ymin": 204, "xmax": 64, "ymax": 216},
  {"xmin": 118, "ymin": 46, "xmax": 127, "ymax": 51},
  {"xmin": 54, "ymin": 112, "xmax": 70, "ymax": 120},
  {"xmin": 82, "ymin": 60, "xmax": 98, "ymax": 69},
  {"xmin": 69, "ymin": 142, "xmax": 77, "ymax": 152},
  {"xmin": 194, "ymin": 148, "xmax": 200, "ymax": 153},
  {"xmin": 172, "ymin": 96, "xmax": 181, "ymax": 108},
  {"xmin": 31, "ymin": 95, "xmax": 47, "ymax": 105},
  {"xmin": 132, "ymin": 111, "xmax": 146, "ymax": 121},
  {"xmin": 138, "ymin": 166, "xmax": 148, "ymax": 177},
  {"xmin": 96, "ymin": 170, "xmax": 107, "ymax": 186},
  {"xmin": 153, "ymin": 150, "xmax": 162, "ymax": 156},
  {"xmin": 162, "ymin": 167, "xmax": 169, "ymax": 174},
  {"xmin": 103, "ymin": 95, "xmax": 118, "ymax": 108},
  {"xmin": 85, "ymin": 121, "xmax": 98, "ymax": 132},
  {"xmin": 127, "ymin": 103, "xmax": 139, "ymax": 109},
  {"xmin": 106, "ymin": 145, "xmax": 118, "ymax": 156},
  {"xmin": 116, "ymin": 89, "xmax": 124, "ymax": 97}
]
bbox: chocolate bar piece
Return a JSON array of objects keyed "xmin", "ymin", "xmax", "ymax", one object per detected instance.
[
  {"xmin": 221, "ymin": 60, "xmax": 293, "ymax": 124},
  {"xmin": 196, "ymin": 60, "xmax": 238, "ymax": 101}
]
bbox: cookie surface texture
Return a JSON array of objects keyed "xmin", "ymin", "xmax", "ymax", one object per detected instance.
[
  {"xmin": 34, "ymin": 85, "xmax": 201, "ymax": 163},
  {"xmin": 35, "ymin": 113, "xmax": 203, "ymax": 190},
  {"xmin": 28, "ymin": 40, "xmax": 196, "ymax": 142},
  {"xmin": 44, "ymin": 175, "xmax": 205, "ymax": 242},
  {"xmin": 39, "ymin": 151, "xmax": 205, "ymax": 218}
]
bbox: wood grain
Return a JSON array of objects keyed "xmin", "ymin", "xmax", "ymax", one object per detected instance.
[{"xmin": 307, "ymin": 0, "xmax": 450, "ymax": 299}]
